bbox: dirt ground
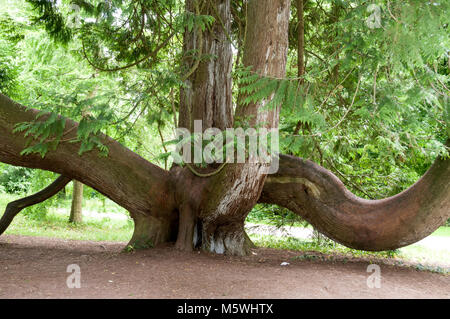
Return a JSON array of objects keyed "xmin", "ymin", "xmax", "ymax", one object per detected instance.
[{"xmin": 0, "ymin": 235, "xmax": 448, "ymax": 299}]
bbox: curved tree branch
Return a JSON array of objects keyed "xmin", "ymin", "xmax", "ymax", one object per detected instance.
[
  {"xmin": 0, "ymin": 175, "xmax": 72, "ymax": 235},
  {"xmin": 2, "ymin": 93, "xmax": 449, "ymax": 252},
  {"xmin": 260, "ymin": 150, "xmax": 450, "ymax": 251},
  {"xmin": 0, "ymin": 93, "xmax": 177, "ymax": 245}
]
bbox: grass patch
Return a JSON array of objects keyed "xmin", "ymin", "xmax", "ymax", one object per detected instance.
[
  {"xmin": 248, "ymin": 233, "xmax": 398, "ymax": 259},
  {"xmin": 4, "ymin": 213, "xmax": 133, "ymax": 242},
  {"xmin": 398, "ymin": 244, "xmax": 450, "ymax": 266},
  {"xmin": 1, "ymin": 193, "xmax": 133, "ymax": 242},
  {"xmin": 0, "ymin": 193, "xmax": 19, "ymax": 207},
  {"xmin": 431, "ymin": 226, "xmax": 450, "ymax": 237},
  {"xmin": 249, "ymin": 233, "xmax": 449, "ymax": 274}
]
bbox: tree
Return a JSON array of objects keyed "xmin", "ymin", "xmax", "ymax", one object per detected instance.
[
  {"xmin": 0, "ymin": 0, "xmax": 448, "ymax": 255},
  {"xmin": 69, "ymin": 180, "xmax": 83, "ymax": 223}
]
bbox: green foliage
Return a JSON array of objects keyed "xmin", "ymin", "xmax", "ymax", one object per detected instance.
[
  {"xmin": 184, "ymin": 9, "xmax": 215, "ymax": 32},
  {"xmin": 247, "ymin": 204, "xmax": 307, "ymax": 228},
  {"xmin": 0, "ymin": 14, "xmax": 25, "ymax": 96},
  {"xmin": 0, "ymin": 165, "xmax": 33, "ymax": 194},
  {"xmin": 0, "ymin": 0, "xmax": 186, "ymax": 163}
]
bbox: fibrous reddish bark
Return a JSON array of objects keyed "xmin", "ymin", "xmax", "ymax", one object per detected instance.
[{"xmin": 179, "ymin": 0, "xmax": 234, "ymax": 132}]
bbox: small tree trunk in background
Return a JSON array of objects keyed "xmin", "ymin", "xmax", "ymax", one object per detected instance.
[
  {"xmin": 69, "ymin": 180, "xmax": 83, "ymax": 223},
  {"xmin": 297, "ymin": 0, "xmax": 305, "ymax": 82},
  {"xmin": 62, "ymin": 186, "xmax": 67, "ymax": 198}
]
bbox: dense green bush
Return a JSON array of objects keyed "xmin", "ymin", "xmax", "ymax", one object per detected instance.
[{"xmin": 0, "ymin": 165, "xmax": 33, "ymax": 194}]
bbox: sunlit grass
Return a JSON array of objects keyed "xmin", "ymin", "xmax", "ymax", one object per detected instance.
[
  {"xmin": 4, "ymin": 213, "xmax": 133, "ymax": 242},
  {"xmin": 432, "ymin": 227, "xmax": 450, "ymax": 237},
  {"xmin": 248, "ymin": 233, "xmax": 398, "ymax": 259},
  {"xmin": 398, "ymin": 245, "xmax": 450, "ymax": 266},
  {"xmin": 1, "ymin": 193, "xmax": 133, "ymax": 242}
]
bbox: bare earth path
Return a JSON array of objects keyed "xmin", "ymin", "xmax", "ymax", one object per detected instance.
[{"xmin": 0, "ymin": 235, "xmax": 448, "ymax": 299}]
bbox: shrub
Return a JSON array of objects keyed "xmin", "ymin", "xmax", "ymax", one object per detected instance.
[{"xmin": 0, "ymin": 165, "xmax": 33, "ymax": 194}]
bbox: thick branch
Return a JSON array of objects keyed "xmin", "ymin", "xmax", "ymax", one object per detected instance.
[
  {"xmin": 260, "ymin": 151, "xmax": 450, "ymax": 251},
  {"xmin": 0, "ymin": 175, "xmax": 72, "ymax": 235},
  {"xmin": 0, "ymin": 94, "xmax": 176, "ymax": 221}
]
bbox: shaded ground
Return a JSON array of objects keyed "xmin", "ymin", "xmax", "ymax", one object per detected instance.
[{"xmin": 0, "ymin": 235, "xmax": 448, "ymax": 299}]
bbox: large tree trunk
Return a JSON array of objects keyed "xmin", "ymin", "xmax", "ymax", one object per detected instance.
[{"xmin": 174, "ymin": 0, "xmax": 291, "ymax": 255}]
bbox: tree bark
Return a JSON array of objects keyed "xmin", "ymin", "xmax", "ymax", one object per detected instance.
[
  {"xmin": 69, "ymin": 180, "xmax": 83, "ymax": 223},
  {"xmin": 179, "ymin": 0, "xmax": 233, "ymax": 132},
  {"xmin": 174, "ymin": 0, "xmax": 291, "ymax": 255},
  {"xmin": 260, "ymin": 152, "xmax": 450, "ymax": 251}
]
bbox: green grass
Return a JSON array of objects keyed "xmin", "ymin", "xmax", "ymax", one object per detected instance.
[
  {"xmin": 0, "ymin": 193, "xmax": 18, "ymax": 207},
  {"xmin": 398, "ymin": 244, "xmax": 450, "ymax": 266},
  {"xmin": 1, "ymin": 193, "xmax": 133, "ymax": 242},
  {"xmin": 248, "ymin": 233, "xmax": 399, "ymax": 259},
  {"xmin": 432, "ymin": 226, "xmax": 450, "ymax": 237},
  {"xmin": 5, "ymin": 213, "xmax": 133, "ymax": 242}
]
